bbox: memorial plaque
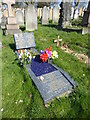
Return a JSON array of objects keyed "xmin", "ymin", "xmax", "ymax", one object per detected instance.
[
  {"xmin": 26, "ymin": 58, "xmax": 77, "ymax": 104},
  {"xmin": 14, "ymin": 32, "xmax": 35, "ymax": 50}
]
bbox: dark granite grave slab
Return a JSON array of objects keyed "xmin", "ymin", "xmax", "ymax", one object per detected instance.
[
  {"xmin": 26, "ymin": 58, "xmax": 77, "ymax": 104},
  {"xmin": 14, "ymin": 32, "xmax": 77, "ymax": 104},
  {"xmin": 31, "ymin": 56, "xmax": 56, "ymax": 76},
  {"xmin": 14, "ymin": 32, "xmax": 35, "ymax": 50}
]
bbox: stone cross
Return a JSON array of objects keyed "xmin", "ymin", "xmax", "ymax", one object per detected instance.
[
  {"xmin": 3, "ymin": 0, "xmax": 15, "ymax": 17},
  {"xmin": 54, "ymin": 35, "xmax": 62, "ymax": 47}
]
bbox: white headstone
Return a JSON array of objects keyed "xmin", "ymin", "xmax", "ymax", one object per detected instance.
[
  {"xmin": 25, "ymin": 4, "xmax": 37, "ymax": 31},
  {"xmin": 15, "ymin": 10, "xmax": 24, "ymax": 26},
  {"xmin": 49, "ymin": 8, "xmax": 53, "ymax": 20},
  {"xmin": 0, "ymin": 3, "xmax": 2, "ymax": 24},
  {"xmin": 42, "ymin": 6, "xmax": 49, "ymax": 24},
  {"xmin": 52, "ymin": 6, "xmax": 59, "ymax": 23},
  {"xmin": 74, "ymin": 9, "xmax": 79, "ymax": 20},
  {"xmin": 71, "ymin": 7, "xmax": 74, "ymax": 19}
]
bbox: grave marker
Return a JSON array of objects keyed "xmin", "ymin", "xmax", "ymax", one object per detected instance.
[
  {"xmin": 54, "ymin": 35, "xmax": 62, "ymax": 47},
  {"xmin": 42, "ymin": 6, "xmax": 49, "ymax": 24},
  {"xmin": 3, "ymin": 0, "xmax": 21, "ymax": 35},
  {"xmin": 16, "ymin": 10, "xmax": 24, "ymax": 26},
  {"xmin": 14, "ymin": 32, "xmax": 35, "ymax": 50},
  {"xmin": 52, "ymin": 6, "xmax": 59, "ymax": 23},
  {"xmin": 25, "ymin": 4, "xmax": 37, "ymax": 31},
  {"xmin": 14, "ymin": 32, "xmax": 77, "ymax": 104}
]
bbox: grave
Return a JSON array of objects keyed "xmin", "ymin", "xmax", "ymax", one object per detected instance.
[
  {"xmin": 52, "ymin": 6, "xmax": 59, "ymax": 23},
  {"xmin": 42, "ymin": 6, "xmax": 49, "ymax": 25},
  {"xmin": 49, "ymin": 8, "xmax": 53, "ymax": 20},
  {"xmin": 59, "ymin": 2, "xmax": 72, "ymax": 28},
  {"xmin": 71, "ymin": 7, "xmax": 74, "ymax": 19},
  {"xmin": 25, "ymin": 4, "xmax": 37, "ymax": 31},
  {"xmin": 81, "ymin": 1, "xmax": 90, "ymax": 34},
  {"xmin": 14, "ymin": 32, "xmax": 77, "ymax": 104},
  {"xmin": 54, "ymin": 35, "xmax": 62, "ymax": 47},
  {"xmin": 0, "ymin": 3, "xmax": 2, "ymax": 24},
  {"xmin": 74, "ymin": 8, "xmax": 79, "ymax": 20},
  {"xmin": 15, "ymin": 9, "xmax": 24, "ymax": 26},
  {"xmin": 14, "ymin": 32, "xmax": 35, "ymax": 50},
  {"xmin": 3, "ymin": 0, "xmax": 21, "ymax": 35}
]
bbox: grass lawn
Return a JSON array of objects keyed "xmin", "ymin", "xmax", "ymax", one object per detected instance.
[{"xmin": 1, "ymin": 23, "xmax": 89, "ymax": 118}]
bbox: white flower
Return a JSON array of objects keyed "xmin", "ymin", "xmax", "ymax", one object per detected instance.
[
  {"xmin": 33, "ymin": 56, "xmax": 35, "ymax": 59},
  {"xmin": 83, "ymin": 74, "xmax": 85, "ymax": 77},
  {"xmin": 1, "ymin": 108, "xmax": 4, "ymax": 112},
  {"xmin": 15, "ymin": 102, "xmax": 17, "ymax": 104},
  {"xmin": 29, "ymin": 54, "xmax": 32, "ymax": 60},
  {"xmin": 25, "ymin": 49, "xmax": 27, "ymax": 53},
  {"xmin": 19, "ymin": 54, "xmax": 22, "ymax": 59},
  {"xmin": 19, "ymin": 100, "xmax": 23, "ymax": 103}
]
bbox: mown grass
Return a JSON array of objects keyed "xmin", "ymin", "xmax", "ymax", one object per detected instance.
[{"xmin": 1, "ymin": 22, "xmax": 89, "ymax": 119}]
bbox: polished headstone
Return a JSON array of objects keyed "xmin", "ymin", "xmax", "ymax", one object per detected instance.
[{"xmin": 14, "ymin": 32, "xmax": 35, "ymax": 50}]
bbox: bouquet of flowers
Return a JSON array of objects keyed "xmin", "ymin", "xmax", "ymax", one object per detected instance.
[
  {"xmin": 40, "ymin": 46, "xmax": 58, "ymax": 62},
  {"xmin": 17, "ymin": 49, "xmax": 32, "ymax": 65}
]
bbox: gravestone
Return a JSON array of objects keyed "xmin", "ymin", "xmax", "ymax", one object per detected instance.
[
  {"xmin": 3, "ymin": 0, "xmax": 21, "ymax": 35},
  {"xmin": 42, "ymin": 6, "xmax": 49, "ymax": 25},
  {"xmin": 71, "ymin": 7, "xmax": 74, "ymax": 19},
  {"xmin": 3, "ymin": 9, "xmax": 8, "ymax": 18},
  {"xmin": 52, "ymin": 6, "xmax": 59, "ymax": 23},
  {"xmin": 15, "ymin": 10, "xmax": 24, "ymax": 26},
  {"xmin": 25, "ymin": 4, "xmax": 37, "ymax": 31},
  {"xmin": 1, "ymin": 16, "xmax": 7, "ymax": 29},
  {"xmin": 49, "ymin": 8, "xmax": 53, "ymax": 20},
  {"xmin": 14, "ymin": 32, "xmax": 77, "ymax": 104},
  {"xmin": 81, "ymin": 1, "xmax": 90, "ymax": 34},
  {"xmin": 74, "ymin": 9, "xmax": 79, "ymax": 20},
  {"xmin": 14, "ymin": 32, "xmax": 35, "ymax": 50},
  {"xmin": 62, "ymin": 2, "xmax": 72, "ymax": 28},
  {"xmin": 79, "ymin": 7, "xmax": 82, "ymax": 16},
  {"xmin": 0, "ymin": 2, "xmax": 2, "ymax": 24}
]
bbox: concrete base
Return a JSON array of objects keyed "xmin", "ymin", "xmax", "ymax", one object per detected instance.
[
  {"xmin": 82, "ymin": 27, "xmax": 90, "ymax": 35},
  {"xmin": 5, "ymin": 29, "xmax": 22, "ymax": 35}
]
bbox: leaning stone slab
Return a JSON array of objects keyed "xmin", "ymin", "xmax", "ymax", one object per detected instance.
[
  {"xmin": 14, "ymin": 32, "xmax": 35, "ymax": 50},
  {"xmin": 26, "ymin": 61, "xmax": 77, "ymax": 104}
]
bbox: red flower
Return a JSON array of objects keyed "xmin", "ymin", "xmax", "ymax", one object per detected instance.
[
  {"xmin": 22, "ymin": 49, "xmax": 24, "ymax": 53},
  {"xmin": 18, "ymin": 50, "xmax": 20, "ymax": 53},
  {"xmin": 40, "ymin": 52, "xmax": 48, "ymax": 62}
]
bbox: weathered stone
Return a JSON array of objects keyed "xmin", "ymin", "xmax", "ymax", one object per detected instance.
[
  {"xmin": 25, "ymin": 4, "xmax": 37, "ymax": 31},
  {"xmin": 49, "ymin": 8, "xmax": 53, "ymax": 20},
  {"xmin": 14, "ymin": 32, "xmax": 35, "ymax": 50},
  {"xmin": 15, "ymin": 9, "xmax": 24, "ymax": 26},
  {"xmin": 74, "ymin": 9, "xmax": 79, "ymax": 20},
  {"xmin": 71, "ymin": 7, "xmax": 74, "ymax": 19},
  {"xmin": 52, "ymin": 6, "xmax": 59, "ymax": 23},
  {"xmin": 3, "ymin": 0, "xmax": 21, "ymax": 35},
  {"xmin": 42, "ymin": 6, "xmax": 49, "ymax": 24}
]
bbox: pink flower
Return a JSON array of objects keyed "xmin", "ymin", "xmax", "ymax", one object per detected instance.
[{"xmin": 45, "ymin": 46, "xmax": 51, "ymax": 58}]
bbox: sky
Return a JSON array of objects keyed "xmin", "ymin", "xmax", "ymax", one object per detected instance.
[{"xmin": 1, "ymin": 0, "xmax": 89, "ymax": 9}]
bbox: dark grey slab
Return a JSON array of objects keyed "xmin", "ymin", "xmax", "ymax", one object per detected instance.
[
  {"xmin": 14, "ymin": 32, "xmax": 35, "ymax": 50},
  {"xmin": 26, "ymin": 63, "xmax": 77, "ymax": 104}
]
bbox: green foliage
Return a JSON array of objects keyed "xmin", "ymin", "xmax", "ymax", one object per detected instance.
[
  {"xmin": 71, "ymin": 17, "xmax": 83, "ymax": 26},
  {"xmin": 1, "ymin": 22, "xmax": 89, "ymax": 119}
]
